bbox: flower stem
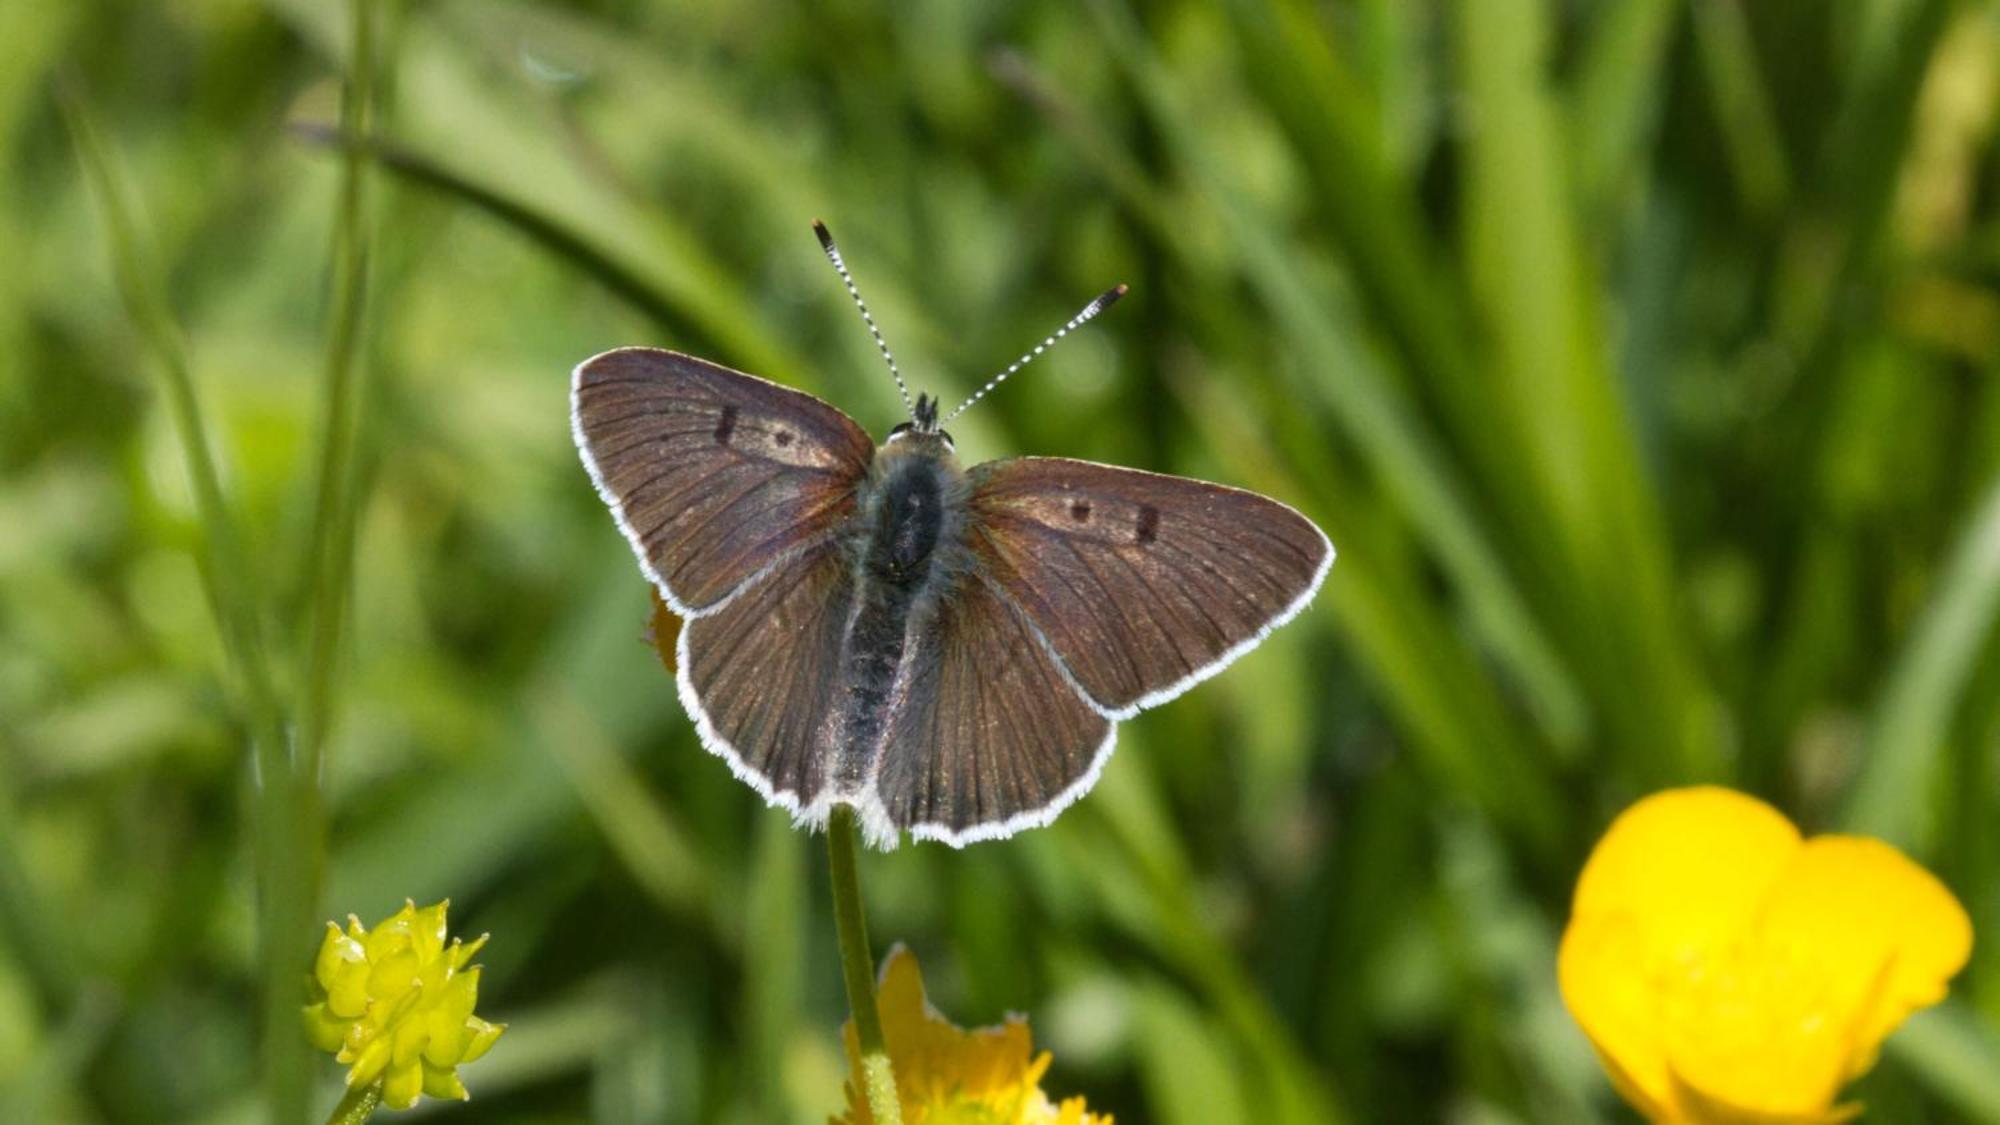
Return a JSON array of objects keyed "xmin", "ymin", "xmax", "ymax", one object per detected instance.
[
  {"xmin": 323, "ymin": 1083, "xmax": 380, "ymax": 1125},
  {"xmin": 827, "ymin": 806, "xmax": 901, "ymax": 1125}
]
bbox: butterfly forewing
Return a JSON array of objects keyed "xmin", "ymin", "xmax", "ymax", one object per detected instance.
[
  {"xmin": 875, "ymin": 576, "xmax": 1113, "ymax": 843},
  {"xmin": 679, "ymin": 541, "xmax": 856, "ymax": 812},
  {"xmin": 572, "ymin": 348, "xmax": 873, "ymax": 613},
  {"xmin": 967, "ymin": 457, "xmax": 1332, "ymax": 716}
]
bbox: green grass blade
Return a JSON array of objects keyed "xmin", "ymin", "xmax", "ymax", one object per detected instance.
[
  {"xmin": 743, "ymin": 816, "xmax": 805, "ymax": 1120},
  {"xmin": 1132, "ymin": 980, "xmax": 1254, "ymax": 1125},
  {"xmin": 1452, "ymin": 0, "xmax": 1716, "ymax": 782},
  {"xmin": 1691, "ymin": 0, "xmax": 1792, "ymax": 218},
  {"xmin": 1847, "ymin": 473, "xmax": 2000, "ymax": 851},
  {"xmin": 1167, "ymin": 366, "xmax": 1565, "ymax": 849},
  {"xmin": 291, "ymin": 125, "xmax": 678, "ymax": 329},
  {"xmin": 297, "ymin": 0, "xmax": 376, "ymax": 780},
  {"xmin": 1078, "ymin": 0, "xmax": 1583, "ymax": 772},
  {"xmin": 56, "ymin": 82, "xmax": 283, "ymax": 761},
  {"xmin": 1887, "ymin": 1005, "xmax": 2000, "ymax": 1122},
  {"xmin": 1772, "ymin": 0, "xmax": 1951, "ymax": 361},
  {"xmin": 0, "ymin": 986, "xmax": 118, "ymax": 1122},
  {"xmin": 59, "ymin": 79, "xmax": 312, "ymax": 1123},
  {"xmin": 529, "ymin": 686, "xmax": 723, "ymax": 936},
  {"xmin": 1075, "ymin": 769, "xmax": 1347, "ymax": 1124},
  {"xmin": 1569, "ymin": 0, "xmax": 1679, "ymax": 215},
  {"xmin": 1215, "ymin": 0, "xmax": 1590, "ymax": 753}
]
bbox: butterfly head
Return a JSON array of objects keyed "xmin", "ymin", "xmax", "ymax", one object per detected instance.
[{"xmin": 888, "ymin": 394, "xmax": 954, "ymax": 450}]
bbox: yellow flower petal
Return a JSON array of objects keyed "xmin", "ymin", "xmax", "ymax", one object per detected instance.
[
  {"xmin": 1759, "ymin": 835, "xmax": 1972, "ymax": 1076},
  {"xmin": 303, "ymin": 1002, "xmax": 349, "ymax": 1054},
  {"xmin": 1560, "ymin": 787, "xmax": 1802, "ymax": 1110},
  {"xmin": 461, "ymin": 1017, "xmax": 505, "ymax": 1065},
  {"xmin": 1569, "ymin": 787, "xmax": 1802, "ymax": 949},
  {"xmin": 391, "ymin": 1006, "xmax": 432, "ymax": 1068},
  {"xmin": 316, "ymin": 923, "xmax": 366, "ymax": 996},
  {"xmin": 421, "ymin": 1061, "xmax": 470, "ymax": 1101},
  {"xmin": 451, "ymin": 933, "xmax": 489, "ymax": 971},
  {"xmin": 409, "ymin": 900, "xmax": 450, "ymax": 960},
  {"xmin": 323, "ymin": 940, "xmax": 373, "ymax": 1020},
  {"xmin": 348, "ymin": 1037, "xmax": 392, "ymax": 1088},
  {"xmin": 1656, "ymin": 926, "xmax": 1853, "ymax": 1116},
  {"xmin": 421, "ymin": 1008, "xmax": 468, "ymax": 1068},
  {"xmin": 382, "ymin": 1059, "xmax": 423, "ymax": 1110},
  {"xmin": 836, "ymin": 946, "xmax": 1110, "ymax": 1125},
  {"xmin": 1560, "ymin": 787, "xmax": 1973, "ymax": 1124}
]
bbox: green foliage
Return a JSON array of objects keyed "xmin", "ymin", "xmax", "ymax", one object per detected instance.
[{"xmin": 6, "ymin": 0, "xmax": 2000, "ymax": 1120}]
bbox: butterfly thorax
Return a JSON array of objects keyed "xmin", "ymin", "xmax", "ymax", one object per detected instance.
[{"xmin": 862, "ymin": 436, "xmax": 963, "ymax": 586}]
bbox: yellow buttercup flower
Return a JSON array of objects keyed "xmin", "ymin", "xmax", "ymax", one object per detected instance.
[
  {"xmin": 303, "ymin": 899, "xmax": 505, "ymax": 1110},
  {"xmin": 1559, "ymin": 786, "xmax": 1972, "ymax": 1123},
  {"xmin": 835, "ymin": 946, "xmax": 1111, "ymax": 1125}
]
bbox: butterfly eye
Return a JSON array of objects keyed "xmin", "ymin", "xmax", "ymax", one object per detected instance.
[
  {"xmin": 888, "ymin": 422, "xmax": 914, "ymax": 440},
  {"xmin": 937, "ymin": 428, "xmax": 955, "ymax": 448}
]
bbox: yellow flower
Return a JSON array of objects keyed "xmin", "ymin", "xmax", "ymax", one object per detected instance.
[
  {"xmin": 835, "ymin": 946, "xmax": 1111, "ymax": 1125},
  {"xmin": 303, "ymin": 899, "xmax": 505, "ymax": 1110},
  {"xmin": 1559, "ymin": 786, "xmax": 1972, "ymax": 1123}
]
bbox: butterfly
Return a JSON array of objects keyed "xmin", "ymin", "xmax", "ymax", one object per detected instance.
[{"xmin": 572, "ymin": 222, "xmax": 1332, "ymax": 848}]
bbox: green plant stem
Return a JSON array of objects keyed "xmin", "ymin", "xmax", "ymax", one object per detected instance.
[
  {"xmin": 827, "ymin": 807, "xmax": 900, "ymax": 1125},
  {"xmin": 296, "ymin": 0, "xmax": 378, "ymax": 1106},
  {"xmin": 322, "ymin": 1083, "xmax": 381, "ymax": 1125},
  {"xmin": 299, "ymin": 0, "xmax": 375, "ymax": 778},
  {"xmin": 56, "ymin": 78, "xmax": 311, "ymax": 1124}
]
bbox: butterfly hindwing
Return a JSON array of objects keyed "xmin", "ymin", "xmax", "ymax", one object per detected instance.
[
  {"xmin": 874, "ymin": 575, "xmax": 1114, "ymax": 844},
  {"xmin": 572, "ymin": 348, "xmax": 874, "ymax": 614},
  {"xmin": 679, "ymin": 540, "xmax": 856, "ymax": 813},
  {"xmin": 966, "ymin": 456, "xmax": 1333, "ymax": 717}
]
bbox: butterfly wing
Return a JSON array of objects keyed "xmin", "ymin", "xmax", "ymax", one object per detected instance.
[
  {"xmin": 965, "ymin": 457, "xmax": 1332, "ymax": 717},
  {"xmin": 872, "ymin": 576, "xmax": 1114, "ymax": 846},
  {"xmin": 677, "ymin": 539, "xmax": 855, "ymax": 816},
  {"xmin": 572, "ymin": 347, "xmax": 873, "ymax": 614}
]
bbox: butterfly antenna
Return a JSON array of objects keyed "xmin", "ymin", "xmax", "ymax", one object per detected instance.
[
  {"xmin": 941, "ymin": 284, "xmax": 1127, "ymax": 425},
  {"xmin": 813, "ymin": 220, "xmax": 917, "ymax": 420}
]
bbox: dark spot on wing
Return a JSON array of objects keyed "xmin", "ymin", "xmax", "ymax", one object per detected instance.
[
  {"xmin": 1070, "ymin": 500, "xmax": 1092, "ymax": 522},
  {"xmin": 713, "ymin": 405, "xmax": 738, "ymax": 445},
  {"xmin": 1135, "ymin": 504, "xmax": 1159, "ymax": 545},
  {"xmin": 774, "ymin": 429, "xmax": 794, "ymax": 447}
]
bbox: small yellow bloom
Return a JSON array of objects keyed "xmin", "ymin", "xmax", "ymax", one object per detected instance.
[
  {"xmin": 303, "ymin": 899, "xmax": 505, "ymax": 1110},
  {"xmin": 836, "ymin": 946, "xmax": 1111, "ymax": 1125},
  {"xmin": 1560, "ymin": 786, "xmax": 1972, "ymax": 1123}
]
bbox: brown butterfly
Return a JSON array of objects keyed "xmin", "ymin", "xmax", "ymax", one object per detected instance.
[{"xmin": 572, "ymin": 223, "xmax": 1332, "ymax": 847}]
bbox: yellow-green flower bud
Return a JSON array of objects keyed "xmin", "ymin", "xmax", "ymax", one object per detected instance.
[{"xmin": 304, "ymin": 899, "xmax": 505, "ymax": 1110}]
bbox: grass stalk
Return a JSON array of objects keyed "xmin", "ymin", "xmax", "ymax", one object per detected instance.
[
  {"xmin": 1847, "ymin": 472, "xmax": 2000, "ymax": 851},
  {"xmin": 58, "ymin": 79, "xmax": 311, "ymax": 1121},
  {"xmin": 298, "ymin": 0, "xmax": 375, "ymax": 780},
  {"xmin": 1071, "ymin": 0, "xmax": 1568, "ymax": 837},
  {"xmin": 1691, "ymin": 0, "xmax": 1792, "ymax": 217},
  {"xmin": 1452, "ymin": 0, "xmax": 1715, "ymax": 782}
]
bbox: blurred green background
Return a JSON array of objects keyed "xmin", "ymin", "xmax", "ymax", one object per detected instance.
[{"xmin": 7, "ymin": 0, "xmax": 2000, "ymax": 1120}]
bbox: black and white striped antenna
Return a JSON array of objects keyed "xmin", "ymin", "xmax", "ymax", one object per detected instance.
[
  {"xmin": 941, "ymin": 284, "xmax": 1127, "ymax": 425},
  {"xmin": 813, "ymin": 220, "xmax": 916, "ymax": 421}
]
